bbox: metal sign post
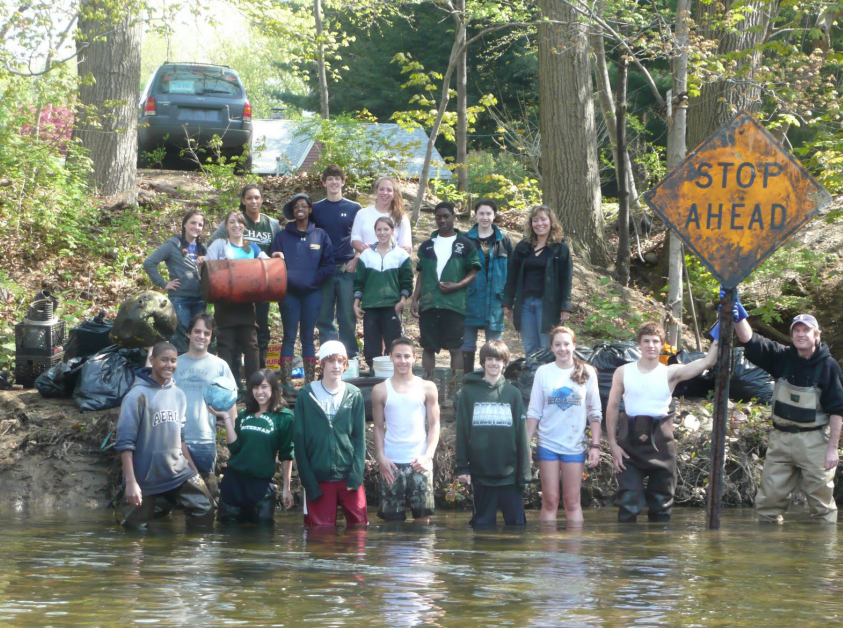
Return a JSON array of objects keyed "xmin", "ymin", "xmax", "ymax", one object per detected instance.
[
  {"xmin": 642, "ymin": 111, "xmax": 832, "ymax": 529},
  {"xmin": 707, "ymin": 288, "xmax": 735, "ymax": 529}
]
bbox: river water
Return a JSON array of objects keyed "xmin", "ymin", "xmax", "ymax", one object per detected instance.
[{"xmin": 0, "ymin": 508, "xmax": 840, "ymax": 627}]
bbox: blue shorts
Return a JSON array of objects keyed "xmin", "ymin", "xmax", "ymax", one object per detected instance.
[{"xmin": 535, "ymin": 445, "xmax": 585, "ymax": 464}]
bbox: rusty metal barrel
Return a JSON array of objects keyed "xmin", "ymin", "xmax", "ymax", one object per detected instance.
[{"xmin": 201, "ymin": 258, "xmax": 287, "ymax": 304}]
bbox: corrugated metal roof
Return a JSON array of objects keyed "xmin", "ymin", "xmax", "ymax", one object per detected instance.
[{"xmin": 250, "ymin": 120, "xmax": 452, "ymax": 179}]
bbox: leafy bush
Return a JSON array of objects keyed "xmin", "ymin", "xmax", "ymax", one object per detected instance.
[{"xmin": 466, "ymin": 150, "xmax": 541, "ymax": 210}]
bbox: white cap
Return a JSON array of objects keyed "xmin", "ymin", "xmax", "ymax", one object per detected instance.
[{"xmin": 318, "ymin": 340, "xmax": 347, "ymax": 361}]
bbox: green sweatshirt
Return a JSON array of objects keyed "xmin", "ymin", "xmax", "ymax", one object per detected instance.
[
  {"xmin": 226, "ymin": 408, "xmax": 294, "ymax": 480},
  {"xmin": 455, "ymin": 372, "xmax": 531, "ymax": 487},
  {"xmin": 416, "ymin": 230, "xmax": 481, "ymax": 314},
  {"xmin": 353, "ymin": 244, "xmax": 414, "ymax": 309},
  {"xmin": 293, "ymin": 382, "xmax": 366, "ymax": 501}
]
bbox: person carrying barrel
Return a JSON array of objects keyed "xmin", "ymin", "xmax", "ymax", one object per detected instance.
[
  {"xmin": 462, "ymin": 198, "xmax": 512, "ymax": 375},
  {"xmin": 206, "ymin": 210, "xmax": 269, "ymax": 396},
  {"xmin": 732, "ymin": 302, "xmax": 843, "ymax": 523},
  {"xmin": 143, "ymin": 209, "xmax": 207, "ymax": 351},
  {"xmin": 210, "ymin": 184, "xmax": 280, "ymax": 369},
  {"xmin": 606, "ymin": 322, "xmax": 718, "ymax": 523},
  {"xmin": 502, "ymin": 205, "xmax": 573, "ymax": 358},
  {"xmin": 353, "ymin": 216, "xmax": 413, "ymax": 373},
  {"xmin": 271, "ymin": 194, "xmax": 335, "ymax": 385}
]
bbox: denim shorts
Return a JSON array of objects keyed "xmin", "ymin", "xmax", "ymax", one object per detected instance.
[{"xmin": 535, "ymin": 445, "xmax": 586, "ymax": 464}]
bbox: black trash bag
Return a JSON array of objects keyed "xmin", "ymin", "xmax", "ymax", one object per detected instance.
[
  {"xmin": 110, "ymin": 291, "xmax": 177, "ymax": 349},
  {"xmin": 504, "ymin": 357, "xmax": 525, "ymax": 382},
  {"xmin": 514, "ymin": 346, "xmax": 594, "ymax": 406},
  {"xmin": 588, "ymin": 341, "xmax": 642, "ymax": 415},
  {"xmin": 342, "ymin": 377, "xmax": 386, "ymax": 422},
  {"xmin": 35, "ymin": 356, "xmax": 88, "ymax": 398},
  {"xmin": 73, "ymin": 345, "xmax": 145, "ymax": 411},
  {"xmin": 730, "ymin": 347, "xmax": 774, "ymax": 403},
  {"xmin": 65, "ymin": 311, "xmax": 113, "ymax": 360},
  {"xmin": 669, "ymin": 350, "xmax": 715, "ymax": 399}
]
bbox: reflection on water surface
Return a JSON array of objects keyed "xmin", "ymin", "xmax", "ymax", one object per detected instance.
[{"xmin": 0, "ymin": 509, "xmax": 841, "ymax": 626}]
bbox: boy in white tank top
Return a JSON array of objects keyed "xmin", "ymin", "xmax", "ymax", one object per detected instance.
[
  {"xmin": 606, "ymin": 322, "xmax": 718, "ymax": 522},
  {"xmin": 372, "ymin": 337, "xmax": 441, "ymax": 522}
]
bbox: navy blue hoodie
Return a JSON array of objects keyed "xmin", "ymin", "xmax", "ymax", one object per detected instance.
[{"xmin": 271, "ymin": 221, "xmax": 335, "ymax": 294}]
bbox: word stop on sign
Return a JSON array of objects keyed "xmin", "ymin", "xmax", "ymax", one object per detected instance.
[{"xmin": 643, "ymin": 111, "xmax": 831, "ymax": 287}]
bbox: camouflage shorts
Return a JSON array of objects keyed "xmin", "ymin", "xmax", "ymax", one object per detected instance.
[{"xmin": 377, "ymin": 464, "xmax": 435, "ymax": 521}]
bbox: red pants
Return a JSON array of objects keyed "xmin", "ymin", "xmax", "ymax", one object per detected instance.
[{"xmin": 303, "ymin": 480, "xmax": 368, "ymax": 527}]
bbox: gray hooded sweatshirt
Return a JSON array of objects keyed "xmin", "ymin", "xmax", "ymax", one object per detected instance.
[
  {"xmin": 115, "ymin": 368, "xmax": 196, "ymax": 495},
  {"xmin": 143, "ymin": 237, "xmax": 204, "ymax": 300}
]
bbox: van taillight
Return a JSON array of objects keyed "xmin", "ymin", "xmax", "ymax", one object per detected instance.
[
  {"xmin": 243, "ymin": 101, "xmax": 252, "ymax": 123},
  {"xmin": 144, "ymin": 95, "xmax": 156, "ymax": 116}
]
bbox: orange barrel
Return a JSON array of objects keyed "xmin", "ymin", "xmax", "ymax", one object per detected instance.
[{"xmin": 201, "ymin": 258, "xmax": 287, "ymax": 304}]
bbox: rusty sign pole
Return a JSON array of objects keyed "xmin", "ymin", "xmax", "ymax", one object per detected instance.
[{"xmin": 706, "ymin": 288, "xmax": 736, "ymax": 529}]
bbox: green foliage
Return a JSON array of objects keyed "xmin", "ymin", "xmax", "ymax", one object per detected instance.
[
  {"xmin": 140, "ymin": 134, "xmax": 168, "ymax": 169},
  {"xmin": 294, "ymin": 113, "xmax": 419, "ymax": 187},
  {"xmin": 390, "ymin": 52, "xmax": 497, "ymax": 143},
  {"xmin": 466, "ymin": 150, "xmax": 542, "ymax": 210},
  {"xmin": 581, "ymin": 277, "xmax": 644, "ymax": 341}
]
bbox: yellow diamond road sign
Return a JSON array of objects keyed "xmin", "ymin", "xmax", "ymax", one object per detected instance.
[{"xmin": 642, "ymin": 111, "xmax": 832, "ymax": 288}]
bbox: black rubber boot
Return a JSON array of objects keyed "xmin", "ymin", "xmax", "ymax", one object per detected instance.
[{"xmin": 217, "ymin": 499, "xmax": 244, "ymax": 524}]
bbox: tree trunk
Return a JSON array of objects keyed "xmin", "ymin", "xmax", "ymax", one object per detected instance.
[
  {"xmin": 590, "ymin": 29, "xmax": 641, "ymax": 212},
  {"xmin": 72, "ymin": 1, "xmax": 141, "ymax": 202},
  {"xmin": 615, "ymin": 57, "xmax": 629, "ymax": 286},
  {"xmin": 537, "ymin": 0, "xmax": 608, "ymax": 266},
  {"xmin": 411, "ymin": 0, "xmax": 466, "ymax": 223},
  {"xmin": 314, "ymin": 0, "xmax": 330, "ymax": 119},
  {"xmin": 666, "ymin": 0, "xmax": 691, "ymax": 347},
  {"xmin": 687, "ymin": 0, "xmax": 774, "ymax": 150},
  {"xmin": 456, "ymin": 39, "xmax": 468, "ymax": 195}
]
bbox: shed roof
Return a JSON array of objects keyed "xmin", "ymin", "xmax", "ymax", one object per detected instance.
[{"xmin": 250, "ymin": 120, "xmax": 452, "ymax": 179}]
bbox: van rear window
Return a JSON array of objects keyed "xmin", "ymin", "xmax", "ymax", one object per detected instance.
[{"xmin": 156, "ymin": 68, "xmax": 242, "ymax": 98}]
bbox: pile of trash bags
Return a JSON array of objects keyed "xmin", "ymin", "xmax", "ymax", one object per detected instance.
[{"xmin": 35, "ymin": 315, "xmax": 145, "ymax": 412}]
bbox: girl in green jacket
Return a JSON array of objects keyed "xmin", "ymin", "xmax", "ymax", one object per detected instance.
[{"xmin": 353, "ymin": 216, "xmax": 414, "ymax": 372}]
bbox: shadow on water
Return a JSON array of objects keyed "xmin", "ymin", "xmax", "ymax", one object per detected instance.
[{"xmin": 0, "ymin": 508, "xmax": 841, "ymax": 626}]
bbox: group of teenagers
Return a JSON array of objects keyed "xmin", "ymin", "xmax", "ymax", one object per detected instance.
[
  {"xmin": 142, "ymin": 165, "xmax": 575, "ymax": 398},
  {"xmin": 128, "ymin": 164, "xmax": 843, "ymax": 529}
]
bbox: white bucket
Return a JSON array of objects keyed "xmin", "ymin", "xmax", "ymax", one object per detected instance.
[
  {"xmin": 372, "ymin": 356, "xmax": 394, "ymax": 378},
  {"xmin": 342, "ymin": 358, "xmax": 360, "ymax": 380}
]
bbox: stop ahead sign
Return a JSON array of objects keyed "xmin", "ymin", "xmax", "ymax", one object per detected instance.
[{"xmin": 642, "ymin": 111, "xmax": 832, "ymax": 288}]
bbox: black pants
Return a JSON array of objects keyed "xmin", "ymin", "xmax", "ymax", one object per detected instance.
[
  {"xmin": 116, "ymin": 475, "xmax": 214, "ymax": 529},
  {"xmin": 218, "ymin": 469, "xmax": 276, "ymax": 524},
  {"xmin": 470, "ymin": 482, "xmax": 526, "ymax": 526},
  {"xmin": 363, "ymin": 306, "xmax": 402, "ymax": 366},
  {"xmin": 255, "ymin": 301, "xmax": 272, "ymax": 356},
  {"xmin": 613, "ymin": 413, "xmax": 677, "ymax": 522},
  {"xmin": 217, "ymin": 325, "xmax": 259, "ymax": 391}
]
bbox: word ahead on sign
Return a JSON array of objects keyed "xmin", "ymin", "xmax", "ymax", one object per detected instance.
[{"xmin": 643, "ymin": 111, "xmax": 832, "ymax": 288}]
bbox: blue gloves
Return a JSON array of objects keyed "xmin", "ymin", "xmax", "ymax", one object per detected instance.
[
  {"xmin": 709, "ymin": 321, "xmax": 720, "ymax": 341},
  {"xmin": 719, "ymin": 286, "xmax": 748, "ymax": 323}
]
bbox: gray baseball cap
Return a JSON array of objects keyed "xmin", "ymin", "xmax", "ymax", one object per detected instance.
[{"xmin": 791, "ymin": 314, "xmax": 819, "ymax": 331}]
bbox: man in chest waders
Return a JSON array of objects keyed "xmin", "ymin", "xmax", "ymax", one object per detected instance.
[
  {"xmin": 607, "ymin": 323, "xmax": 719, "ymax": 522},
  {"xmin": 735, "ymin": 310, "xmax": 843, "ymax": 523}
]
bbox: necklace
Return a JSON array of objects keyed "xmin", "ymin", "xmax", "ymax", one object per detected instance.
[{"xmin": 320, "ymin": 381, "xmax": 341, "ymax": 397}]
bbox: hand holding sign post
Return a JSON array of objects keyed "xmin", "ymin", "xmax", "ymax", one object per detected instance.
[{"xmin": 642, "ymin": 111, "xmax": 832, "ymax": 529}]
